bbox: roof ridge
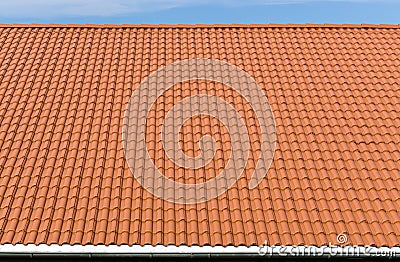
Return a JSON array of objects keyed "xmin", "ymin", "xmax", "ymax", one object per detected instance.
[{"xmin": 0, "ymin": 23, "xmax": 399, "ymax": 29}]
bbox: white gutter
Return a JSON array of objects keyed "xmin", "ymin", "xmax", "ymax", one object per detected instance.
[{"xmin": 0, "ymin": 244, "xmax": 399, "ymax": 258}]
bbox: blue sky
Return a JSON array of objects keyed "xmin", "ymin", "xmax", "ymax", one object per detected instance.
[{"xmin": 0, "ymin": 0, "xmax": 399, "ymax": 24}]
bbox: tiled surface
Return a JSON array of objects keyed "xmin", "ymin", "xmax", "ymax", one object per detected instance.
[{"xmin": 0, "ymin": 25, "xmax": 399, "ymax": 247}]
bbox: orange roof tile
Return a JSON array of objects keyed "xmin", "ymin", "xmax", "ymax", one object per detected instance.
[{"xmin": 0, "ymin": 24, "xmax": 399, "ymax": 247}]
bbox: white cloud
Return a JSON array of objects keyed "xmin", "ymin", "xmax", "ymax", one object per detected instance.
[{"xmin": 0, "ymin": 0, "xmax": 390, "ymax": 18}]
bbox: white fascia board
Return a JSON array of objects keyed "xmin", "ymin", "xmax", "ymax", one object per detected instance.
[{"xmin": 0, "ymin": 244, "xmax": 399, "ymax": 258}]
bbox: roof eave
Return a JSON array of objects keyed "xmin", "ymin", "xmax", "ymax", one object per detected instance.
[
  {"xmin": 0, "ymin": 244, "xmax": 398, "ymax": 258},
  {"xmin": 0, "ymin": 23, "xmax": 399, "ymax": 28}
]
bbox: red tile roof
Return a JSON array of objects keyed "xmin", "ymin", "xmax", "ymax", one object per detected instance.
[{"xmin": 0, "ymin": 24, "xmax": 399, "ymax": 247}]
